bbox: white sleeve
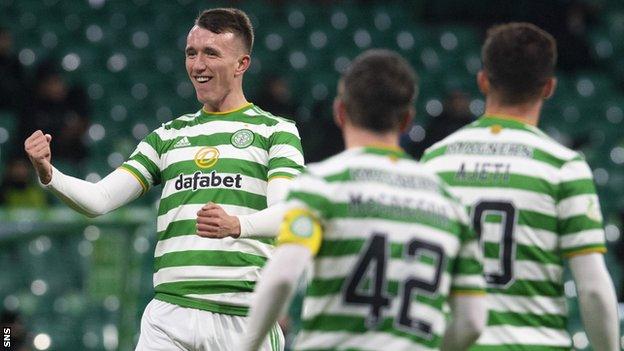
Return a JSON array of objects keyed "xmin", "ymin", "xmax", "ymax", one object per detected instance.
[
  {"xmin": 43, "ymin": 166, "xmax": 144, "ymax": 217},
  {"xmin": 240, "ymin": 244, "xmax": 311, "ymax": 351},
  {"xmin": 440, "ymin": 295, "xmax": 487, "ymax": 351},
  {"xmin": 237, "ymin": 177, "xmax": 292, "ymax": 237},
  {"xmin": 569, "ymin": 253, "xmax": 620, "ymax": 351}
]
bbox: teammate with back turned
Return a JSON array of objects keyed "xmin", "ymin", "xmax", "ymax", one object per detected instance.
[
  {"xmin": 241, "ymin": 49, "xmax": 487, "ymax": 351},
  {"xmin": 24, "ymin": 8, "xmax": 304, "ymax": 351},
  {"xmin": 421, "ymin": 22, "xmax": 620, "ymax": 351}
]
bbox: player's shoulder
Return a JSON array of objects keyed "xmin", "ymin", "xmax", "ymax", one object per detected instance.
[{"xmin": 248, "ymin": 104, "xmax": 299, "ymax": 129}]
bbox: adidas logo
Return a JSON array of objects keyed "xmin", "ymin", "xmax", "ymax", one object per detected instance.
[{"xmin": 173, "ymin": 136, "xmax": 191, "ymax": 148}]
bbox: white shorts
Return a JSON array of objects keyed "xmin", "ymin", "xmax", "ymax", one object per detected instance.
[{"xmin": 136, "ymin": 299, "xmax": 284, "ymax": 351}]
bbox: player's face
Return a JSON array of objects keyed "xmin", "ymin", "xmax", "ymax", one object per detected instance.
[{"xmin": 185, "ymin": 26, "xmax": 246, "ymax": 108}]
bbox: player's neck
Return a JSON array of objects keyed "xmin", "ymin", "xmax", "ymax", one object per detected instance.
[
  {"xmin": 484, "ymin": 98, "xmax": 542, "ymax": 126},
  {"xmin": 343, "ymin": 127, "xmax": 400, "ymax": 150},
  {"xmin": 202, "ymin": 89, "xmax": 248, "ymax": 113}
]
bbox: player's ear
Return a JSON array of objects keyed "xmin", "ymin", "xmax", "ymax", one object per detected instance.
[
  {"xmin": 333, "ymin": 97, "xmax": 346, "ymax": 129},
  {"xmin": 477, "ymin": 70, "xmax": 490, "ymax": 96},
  {"xmin": 235, "ymin": 54, "xmax": 251, "ymax": 77},
  {"xmin": 542, "ymin": 77, "xmax": 557, "ymax": 100},
  {"xmin": 398, "ymin": 106, "xmax": 415, "ymax": 133}
]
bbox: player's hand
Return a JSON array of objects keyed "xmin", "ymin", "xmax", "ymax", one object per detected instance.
[
  {"xmin": 196, "ymin": 202, "xmax": 241, "ymax": 238},
  {"xmin": 24, "ymin": 130, "xmax": 53, "ymax": 184}
]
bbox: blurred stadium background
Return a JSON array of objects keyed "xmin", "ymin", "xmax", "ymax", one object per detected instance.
[{"xmin": 1, "ymin": 0, "xmax": 624, "ymax": 350}]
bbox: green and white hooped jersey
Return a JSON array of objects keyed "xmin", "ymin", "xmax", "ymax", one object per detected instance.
[
  {"xmin": 421, "ymin": 115, "xmax": 607, "ymax": 351},
  {"xmin": 121, "ymin": 103, "xmax": 304, "ymax": 316},
  {"xmin": 277, "ymin": 146, "xmax": 485, "ymax": 351}
]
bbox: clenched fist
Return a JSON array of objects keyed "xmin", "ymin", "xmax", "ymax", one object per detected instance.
[
  {"xmin": 24, "ymin": 130, "xmax": 53, "ymax": 184},
  {"xmin": 196, "ymin": 202, "xmax": 241, "ymax": 238}
]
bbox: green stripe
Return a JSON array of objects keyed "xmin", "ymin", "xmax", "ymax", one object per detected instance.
[
  {"xmin": 144, "ymin": 131, "xmax": 166, "ymax": 155},
  {"xmin": 268, "ymin": 157, "xmax": 303, "ymax": 171},
  {"xmin": 453, "ymin": 256, "xmax": 483, "ymax": 275},
  {"xmin": 158, "ymin": 188, "xmax": 266, "ymax": 215},
  {"xmin": 156, "ymin": 221, "xmax": 275, "ymax": 246},
  {"xmin": 438, "ymin": 172, "xmax": 556, "ymax": 198},
  {"xmin": 487, "ymin": 310, "xmax": 567, "ymax": 329},
  {"xmin": 268, "ymin": 171, "xmax": 297, "ymax": 179},
  {"xmin": 559, "ymin": 214, "xmax": 602, "ymax": 234},
  {"xmin": 301, "ymin": 314, "xmax": 441, "ymax": 347},
  {"xmin": 271, "ymin": 131, "xmax": 304, "ymax": 153},
  {"xmin": 120, "ymin": 163, "xmax": 150, "ymax": 191},
  {"xmin": 519, "ymin": 209, "xmax": 557, "ymax": 232},
  {"xmin": 131, "ymin": 152, "xmax": 162, "ymax": 184},
  {"xmin": 487, "ymin": 279, "xmax": 562, "ymax": 297},
  {"xmin": 420, "ymin": 145, "xmax": 446, "ymax": 163},
  {"xmin": 155, "ymin": 292, "xmax": 249, "ymax": 316},
  {"xmin": 156, "ymin": 279, "xmax": 255, "ymax": 295},
  {"xmin": 484, "ymin": 242, "xmax": 561, "ymax": 265},
  {"xmin": 161, "ymin": 159, "xmax": 268, "ymax": 182},
  {"xmin": 289, "ymin": 191, "xmax": 463, "ymax": 235},
  {"xmin": 180, "ymin": 133, "xmax": 268, "ymax": 152},
  {"xmin": 154, "ymin": 250, "xmax": 267, "ymax": 271},
  {"xmin": 561, "ymin": 243, "xmax": 606, "ymax": 257},
  {"xmin": 559, "ymin": 179, "xmax": 596, "ymax": 201},
  {"xmin": 471, "ymin": 345, "xmax": 571, "ymax": 351},
  {"xmin": 361, "ymin": 146, "xmax": 412, "ymax": 160}
]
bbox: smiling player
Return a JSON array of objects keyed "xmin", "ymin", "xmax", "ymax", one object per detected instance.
[{"xmin": 24, "ymin": 8, "xmax": 303, "ymax": 351}]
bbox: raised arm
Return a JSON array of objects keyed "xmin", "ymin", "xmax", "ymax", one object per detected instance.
[{"xmin": 25, "ymin": 130, "xmax": 144, "ymax": 217}]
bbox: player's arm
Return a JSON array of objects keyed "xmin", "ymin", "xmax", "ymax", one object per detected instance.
[
  {"xmin": 441, "ymin": 205, "xmax": 487, "ymax": 351},
  {"xmin": 441, "ymin": 295, "xmax": 487, "ymax": 351},
  {"xmin": 568, "ymin": 253, "xmax": 619, "ymax": 351},
  {"xmin": 241, "ymin": 207, "xmax": 322, "ymax": 351},
  {"xmin": 25, "ymin": 130, "xmax": 158, "ymax": 217}
]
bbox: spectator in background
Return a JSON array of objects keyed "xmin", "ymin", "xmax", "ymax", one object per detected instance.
[
  {"xmin": 0, "ymin": 27, "xmax": 27, "ymax": 112},
  {"xmin": 0, "ymin": 157, "xmax": 48, "ymax": 208},
  {"xmin": 405, "ymin": 90, "xmax": 474, "ymax": 158},
  {"xmin": 257, "ymin": 75, "xmax": 297, "ymax": 118},
  {"xmin": 19, "ymin": 59, "xmax": 90, "ymax": 164}
]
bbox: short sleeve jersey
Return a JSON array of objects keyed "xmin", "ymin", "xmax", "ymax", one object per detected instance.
[
  {"xmin": 276, "ymin": 146, "xmax": 485, "ymax": 351},
  {"xmin": 421, "ymin": 115, "xmax": 607, "ymax": 350},
  {"xmin": 120, "ymin": 103, "xmax": 305, "ymax": 316}
]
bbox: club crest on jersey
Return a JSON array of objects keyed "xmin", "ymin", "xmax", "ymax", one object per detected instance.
[
  {"xmin": 231, "ymin": 129, "xmax": 254, "ymax": 149},
  {"xmin": 194, "ymin": 147, "xmax": 219, "ymax": 168}
]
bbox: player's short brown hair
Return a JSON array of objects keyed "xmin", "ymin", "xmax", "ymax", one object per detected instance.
[
  {"xmin": 482, "ymin": 22, "xmax": 557, "ymax": 104},
  {"xmin": 340, "ymin": 49, "xmax": 417, "ymax": 132},
  {"xmin": 195, "ymin": 8, "xmax": 254, "ymax": 54}
]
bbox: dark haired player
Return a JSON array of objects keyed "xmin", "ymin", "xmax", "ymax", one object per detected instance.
[
  {"xmin": 243, "ymin": 49, "xmax": 487, "ymax": 351},
  {"xmin": 25, "ymin": 8, "xmax": 303, "ymax": 350},
  {"xmin": 422, "ymin": 23, "xmax": 619, "ymax": 351}
]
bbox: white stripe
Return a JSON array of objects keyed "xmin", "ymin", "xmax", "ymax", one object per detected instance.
[
  {"xmin": 160, "ymin": 172, "xmax": 268, "ymax": 199},
  {"xmin": 559, "ymin": 229, "xmax": 605, "ymax": 250},
  {"xmin": 424, "ymin": 153, "xmax": 560, "ymax": 182},
  {"xmin": 477, "ymin": 325, "xmax": 570, "ymax": 346},
  {"xmin": 557, "ymin": 194, "xmax": 599, "ymax": 219},
  {"xmin": 515, "ymin": 225, "xmax": 558, "ymax": 250},
  {"xmin": 161, "ymin": 145, "xmax": 269, "ymax": 169},
  {"xmin": 155, "ymin": 120, "xmax": 276, "ymax": 140},
  {"xmin": 154, "ymin": 265, "xmax": 260, "ymax": 286},
  {"xmin": 429, "ymin": 126, "xmax": 578, "ymax": 161},
  {"xmin": 135, "ymin": 140, "xmax": 160, "ymax": 165},
  {"xmin": 560, "ymin": 160, "xmax": 593, "ymax": 182},
  {"xmin": 486, "ymin": 293, "xmax": 567, "ymax": 315},
  {"xmin": 154, "ymin": 236, "xmax": 274, "ymax": 258},
  {"xmin": 452, "ymin": 274, "xmax": 486, "ymax": 289},
  {"xmin": 484, "ymin": 259, "xmax": 562, "ymax": 282},
  {"xmin": 157, "ymin": 203, "xmax": 256, "ymax": 232},
  {"xmin": 185, "ymin": 292, "xmax": 250, "ymax": 306},
  {"xmin": 326, "ymin": 218, "xmax": 461, "ymax": 254},
  {"xmin": 447, "ymin": 187, "xmax": 556, "ymax": 217},
  {"xmin": 295, "ymin": 331, "xmax": 435, "ymax": 351},
  {"xmin": 268, "ymin": 167, "xmax": 301, "ymax": 177},
  {"xmin": 301, "ymin": 295, "xmax": 446, "ymax": 335},
  {"xmin": 269, "ymin": 144, "xmax": 304, "ymax": 165}
]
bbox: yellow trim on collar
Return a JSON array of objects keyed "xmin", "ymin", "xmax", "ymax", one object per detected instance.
[
  {"xmin": 202, "ymin": 102, "xmax": 253, "ymax": 115},
  {"xmin": 364, "ymin": 143, "xmax": 403, "ymax": 152}
]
